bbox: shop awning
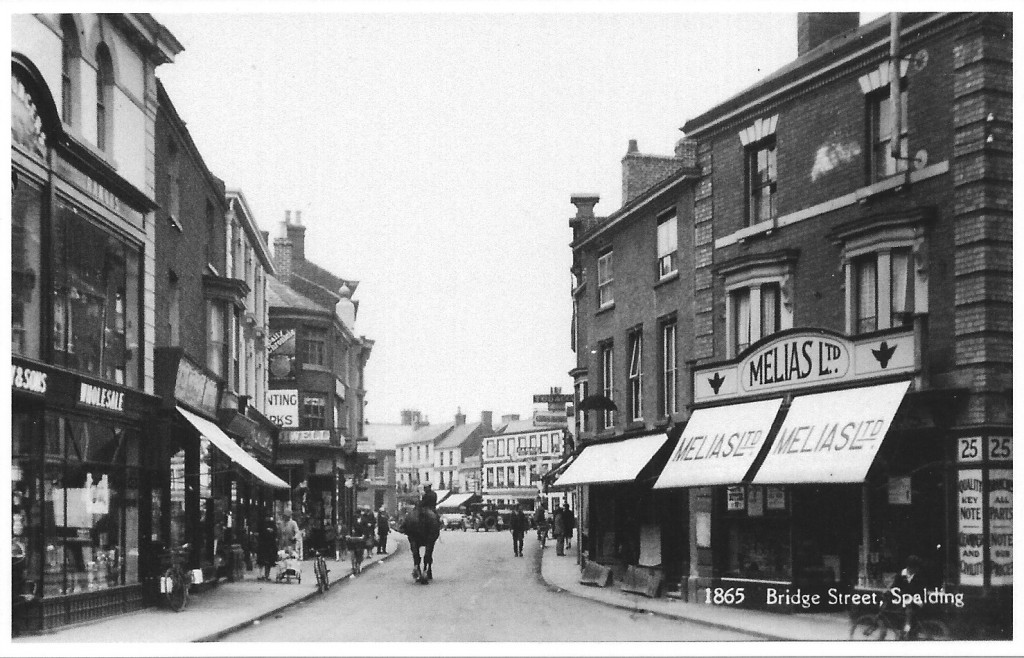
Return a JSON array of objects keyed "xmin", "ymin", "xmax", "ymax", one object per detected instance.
[
  {"xmin": 553, "ymin": 434, "xmax": 671, "ymax": 487},
  {"xmin": 437, "ymin": 492, "xmax": 477, "ymax": 510},
  {"xmin": 752, "ymin": 380, "xmax": 911, "ymax": 484},
  {"xmin": 433, "ymin": 489, "xmax": 451, "ymax": 504},
  {"xmin": 545, "ymin": 455, "xmax": 577, "ymax": 490},
  {"xmin": 177, "ymin": 406, "xmax": 289, "ymax": 489},
  {"xmin": 654, "ymin": 398, "xmax": 784, "ymax": 489}
]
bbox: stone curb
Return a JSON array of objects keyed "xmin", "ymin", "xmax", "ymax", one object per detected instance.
[
  {"xmin": 195, "ymin": 543, "xmax": 403, "ymax": 643},
  {"xmin": 536, "ymin": 546, "xmax": 788, "ymax": 641}
]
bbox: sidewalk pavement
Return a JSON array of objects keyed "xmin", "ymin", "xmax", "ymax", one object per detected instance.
[
  {"xmin": 539, "ymin": 545, "xmax": 851, "ymax": 641},
  {"xmin": 16, "ymin": 542, "xmax": 402, "ymax": 644}
]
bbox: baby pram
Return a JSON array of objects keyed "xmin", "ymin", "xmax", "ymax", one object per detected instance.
[{"xmin": 275, "ymin": 548, "xmax": 301, "ymax": 583}]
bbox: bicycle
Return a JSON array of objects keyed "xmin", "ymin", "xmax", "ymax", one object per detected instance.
[
  {"xmin": 158, "ymin": 544, "xmax": 192, "ymax": 612},
  {"xmin": 849, "ymin": 604, "xmax": 951, "ymax": 641},
  {"xmin": 313, "ymin": 549, "xmax": 331, "ymax": 593}
]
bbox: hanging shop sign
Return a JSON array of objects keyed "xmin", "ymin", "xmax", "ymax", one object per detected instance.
[
  {"xmin": 957, "ymin": 469, "xmax": 985, "ymax": 586},
  {"xmin": 988, "ymin": 470, "xmax": 1012, "ymax": 586},
  {"xmin": 268, "ymin": 329, "xmax": 297, "ymax": 380},
  {"xmin": 692, "ymin": 328, "xmax": 916, "ymax": 403},
  {"xmin": 173, "ymin": 357, "xmax": 220, "ymax": 417},
  {"xmin": 266, "ymin": 389, "xmax": 299, "ymax": 427}
]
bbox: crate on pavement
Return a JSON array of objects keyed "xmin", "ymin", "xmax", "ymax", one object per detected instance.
[
  {"xmin": 619, "ymin": 565, "xmax": 663, "ymax": 598},
  {"xmin": 580, "ymin": 561, "xmax": 613, "ymax": 588}
]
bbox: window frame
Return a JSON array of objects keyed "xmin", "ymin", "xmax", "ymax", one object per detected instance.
[
  {"xmin": 301, "ymin": 326, "xmax": 327, "ymax": 367},
  {"xmin": 95, "ymin": 44, "xmax": 114, "ymax": 153},
  {"xmin": 866, "ymin": 87, "xmax": 909, "ymax": 183},
  {"xmin": 660, "ymin": 319, "xmax": 677, "ymax": 417},
  {"xmin": 597, "ymin": 250, "xmax": 614, "ymax": 308},
  {"xmin": 300, "ymin": 394, "xmax": 327, "ymax": 430},
  {"xmin": 746, "ymin": 137, "xmax": 778, "ymax": 226},
  {"xmin": 601, "ymin": 343, "xmax": 615, "ymax": 429},
  {"xmin": 656, "ymin": 212, "xmax": 678, "ymax": 278},
  {"xmin": 627, "ymin": 330, "xmax": 643, "ymax": 422}
]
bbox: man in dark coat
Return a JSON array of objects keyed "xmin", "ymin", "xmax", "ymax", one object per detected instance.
[
  {"xmin": 561, "ymin": 504, "xmax": 576, "ymax": 550},
  {"xmin": 890, "ymin": 554, "xmax": 928, "ymax": 637},
  {"xmin": 420, "ymin": 482, "xmax": 438, "ymax": 511},
  {"xmin": 376, "ymin": 507, "xmax": 390, "ymax": 554},
  {"xmin": 256, "ymin": 514, "xmax": 279, "ymax": 580},
  {"xmin": 509, "ymin": 503, "xmax": 528, "ymax": 557}
]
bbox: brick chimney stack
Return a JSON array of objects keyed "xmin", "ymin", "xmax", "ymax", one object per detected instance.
[
  {"xmin": 480, "ymin": 411, "xmax": 493, "ymax": 431},
  {"xmin": 455, "ymin": 408, "xmax": 466, "ymax": 426},
  {"xmin": 797, "ymin": 13, "xmax": 859, "ymax": 56},
  {"xmin": 286, "ymin": 209, "xmax": 306, "ymax": 263},
  {"xmin": 569, "ymin": 193, "xmax": 600, "ymax": 241},
  {"xmin": 621, "ymin": 139, "xmax": 690, "ymax": 205},
  {"xmin": 273, "ymin": 212, "xmax": 293, "ymax": 284}
]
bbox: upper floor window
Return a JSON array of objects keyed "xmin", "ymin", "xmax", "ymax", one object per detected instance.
[
  {"xmin": 51, "ymin": 200, "xmax": 140, "ymax": 386},
  {"xmin": 486, "ymin": 440, "xmax": 494, "ymax": 458},
  {"xmin": 601, "ymin": 343, "xmax": 615, "ymax": 429},
  {"xmin": 738, "ymin": 115, "xmax": 779, "ymax": 227},
  {"xmin": 301, "ymin": 326, "xmax": 327, "ymax": 366},
  {"xmin": 12, "ymin": 174, "xmax": 43, "ymax": 359},
  {"xmin": 60, "ymin": 15, "xmax": 79, "ymax": 126},
  {"xmin": 300, "ymin": 395, "xmax": 327, "ymax": 430},
  {"xmin": 627, "ymin": 331, "xmax": 643, "ymax": 422},
  {"xmin": 656, "ymin": 213, "xmax": 678, "ymax": 277},
  {"xmin": 575, "ymin": 381, "xmax": 590, "ymax": 433},
  {"xmin": 497, "ymin": 439, "xmax": 504, "ymax": 457},
  {"xmin": 541, "ymin": 434, "xmax": 550, "ymax": 453},
  {"xmin": 597, "ymin": 250, "xmax": 614, "ymax": 308},
  {"xmin": 747, "ymin": 139, "xmax": 777, "ymax": 225},
  {"xmin": 95, "ymin": 44, "xmax": 114, "ymax": 153},
  {"xmin": 206, "ymin": 300, "xmax": 226, "ymax": 376},
  {"xmin": 852, "ymin": 249, "xmax": 914, "ymax": 334},
  {"xmin": 868, "ymin": 89, "xmax": 909, "ymax": 182},
  {"xmin": 660, "ymin": 319, "xmax": 677, "ymax": 417},
  {"xmin": 486, "ymin": 467, "xmax": 495, "ymax": 488},
  {"xmin": 168, "ymin": 271, "xmax": 180, "ymax": 346},
  {"xmin": 730, "ymin": 283, "xmax": 781, "ymax": 355},
  {"xmin": 833, "ymin": 209, "xmax": 930, "ymax": 337}
]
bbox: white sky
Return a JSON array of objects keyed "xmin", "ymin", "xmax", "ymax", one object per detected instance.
[{"xmin": 148, "ymin": 8, "xmax": 897, "ymax": 427}]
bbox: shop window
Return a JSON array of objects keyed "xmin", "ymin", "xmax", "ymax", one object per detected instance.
[
  {"xmin": 627, "ymin": 331, "xmax": 643, "ymax": 422},
  {"xmin": 51, "ymin": 200, "xmax": 140, "ymax": 386},
  {"xmin": 38, "ymin": 413, "xmax": 140, "ymax": 598},
  {"xmin": 597, "ymin": 250, "xmax": 614, "ymax": 308},
  {"xmin": 601, "ymin": 343, "xmax": 615, "ymax": 429},
  {"xmin": 95, "ymin": 44, "xmax": 113, "ymax": 153},
  {"xmin": 867, "ymin": 89, "xmax": 909, "ymax": 182},
  {"xmin": 660, "ymin": 319, "xmax": 677, "ymax": 417},
  {"xmin": 12, "ymin": 174, "xmax": 43, "ymax": 359},
  {"xmin": 656, "ymin": 212, "xmax": 678, "ymax": 278},
  {"xmin": 301, "ymin": 395, "xmax": 327, "ymax": 430},
  {"xmin": 60, "ymin": 15, "xmax": 80, "ymax": 126},
  {"xmin": 746, "ymin": 138, "xmax": 777, "ymax": 225},
  {"xmin": 206, "ymin": 300, "xmax": 226, "ymax": 376}
]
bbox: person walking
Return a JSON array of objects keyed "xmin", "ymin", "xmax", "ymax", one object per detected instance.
[
  {"xmin": 376, "ymin": 507, "xmax": 390, "ymax": 554},
  {"xmin": 509, "ymin": 503, "xmax": 528, "ymax": 557},
  {"xmin": 552, "ymin": 506, "xmax": 566, "ymax": 556},
  {"xmin": 561, "ymin": 504, "xmax": 576, "ymax": 551},
  {"xmin": 256, "ymin": 513, "xmax": 279, "ymax": 580},
  {"xmin": 279, "ymin": 508, "xmax": 300, "ymax": 553}
]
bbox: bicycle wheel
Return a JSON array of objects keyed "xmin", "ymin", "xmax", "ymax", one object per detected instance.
[
  {"xmin": 849, "ymin": 614, "xmax": 888, "ymax": 640},
  {"xmin": 165, "ymin": 567, "xmax": 189, "ymax": 612},
  {"xmin": 915, "ymin": 619, "xmax": 951, "ymax": 641}
]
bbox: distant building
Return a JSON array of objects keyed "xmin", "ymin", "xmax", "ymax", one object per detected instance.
[
  {"xmin": 482, "ymin": 418, "xmax": 569, "ymax": 512},
  {"xmin": 361, "ymin": 409, "xmax": 428, "ymax": 515}
]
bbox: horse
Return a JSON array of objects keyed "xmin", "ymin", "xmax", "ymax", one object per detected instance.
[{"xmin": 397, "ymin": 504, "xmax": 441, "ymax": 584}]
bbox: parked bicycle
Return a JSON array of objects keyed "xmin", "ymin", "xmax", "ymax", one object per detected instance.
[
  {"xmin": 158, "ymin": 544, "xmax": 192, "ymax": 612},
  {"xmin": 313, "ymin": 549, "xmax": 331, "ymax": 593},
  {"xmin": 849, "ymin": 603, "xmax": 951, "ymax": 640}
]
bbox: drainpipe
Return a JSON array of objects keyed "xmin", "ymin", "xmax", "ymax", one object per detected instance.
[{"xmin": 889, "ymin": 12, "xmax": 902, "ymax": 160}]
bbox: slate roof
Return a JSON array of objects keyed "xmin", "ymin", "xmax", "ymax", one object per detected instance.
[
  {"xmin": 363, "ymin": 422, "xmax": 420, "ymax": 452},
  {"xmin": 266, "ymin": 275, "xmax": 324, "ymax": 313}
]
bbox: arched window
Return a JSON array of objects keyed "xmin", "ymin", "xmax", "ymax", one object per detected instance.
[
  {"xmin": 95, "ymin": 43, "xmax": 113, "ymax": 152},
  {"xmin": 60, "ymin": 15, "xmax": 80, "ymax": 125}
]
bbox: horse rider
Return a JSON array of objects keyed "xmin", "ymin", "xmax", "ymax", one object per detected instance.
[{"xmin": 421, "ymin": 482, "xmax": 438, "ymax": 512}]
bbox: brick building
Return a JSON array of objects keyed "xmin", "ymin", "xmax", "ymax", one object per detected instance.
[{"xmin": 561, "ymin": 13, "xmax": 1011, "ymax": 636}]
